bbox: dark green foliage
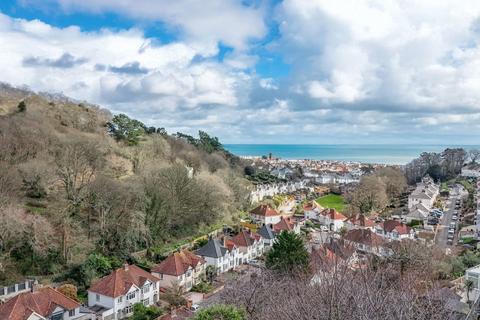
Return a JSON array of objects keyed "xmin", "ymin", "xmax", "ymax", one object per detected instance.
[
  {"xmin": 266, "ymin": 231, "xmax": 309, "ymax": 274},
  {"xmin": 145, "ymin": 126, "xmax": 157, "ymax": 134},
  {"xmin": 106, "ymin": 114, "xmax": 145, "ymax": 145},
  {"xmin": 246, "ymin": 170, "xmax": 285, "ymax": 184},
  {"xmin": 11, "ymin": 243, "xmax": 62, "ymax": 275},
  {"xmin": 17, "ymin": 100, "xmax": 27, "ymax": 112},
  {"xmin": 244, "ymin": 165, "xmax": 255, "ymax": 176},
  {"xmin": 156, "ymin": 127, "xmax": 167, "ymax": 135},
  {"xmin": 131, "ymin": 303, "xmax": 163, "ymax": 320},
  {"xmin": 191, "ymin": 281, "xmax": 213, "ymax": 293},
  {"xmin": 175, "ymin": 131, "xmax": 224, "ymax": 154},
  {"xmin": 193, "ymin": 305, "xmax": 246, "ymax": 320},
  {"xmin": 64, "ymin": 253, "xmax": 122, "ymax": 289}
]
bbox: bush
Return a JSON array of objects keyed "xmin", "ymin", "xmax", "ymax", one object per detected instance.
[
  {"xmin": 17, "ymin": 100, "xmax": 26, "ymax": 112},
  {"xmin": 193, "ymin": 305, "xmax": 245, "ymax": 320},
  {"xmin": 191, "ymin": 281, "xmax": 213, "ymax": 294}
]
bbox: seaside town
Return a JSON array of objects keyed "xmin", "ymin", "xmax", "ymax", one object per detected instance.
[{"xmin": 2, "ymin": 1, "xmax": 480, "ymax": 320}]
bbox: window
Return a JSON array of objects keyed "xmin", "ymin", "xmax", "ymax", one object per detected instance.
[
  {"xmin": 69, "ymin": 309, "xmax": 75, "ymax": 317},
  {"xmin": 186, "ymin": 270, "xmax": 192, "ymax": 277},
  {"xmin": 124, "ymin": 305, "xmax": 133, "ymax": 314},
  {"xmin": 143, "ymin": 298, "xmax": 149, "ymax": 306},
  {"xmin": 117, "ymin": 296, "xmax": 123, "ymax": 303},
  {"xmin": 142, "ymin": 284, "xmax": 150, "ymax": 294},
  {"xmin": 18, "ymin": 283, "xmax": 26, "ymax": 291},
  {"xmin": 127, "ymin": 292, "xmax": 136, "ymax": 300},
  {"xmin": 7, "ymin": 285, "xmax": 15, "ymax": 294},
  {"xmin": 96, "ymin": 294, "xmax": 100, "ymax": 302}
]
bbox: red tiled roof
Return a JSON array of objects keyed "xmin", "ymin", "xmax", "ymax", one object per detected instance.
[
  {"xmin": 321, "ymin": 208, "xmax": 346, "ymax": 221},
  {"xmin": 231, "ymin": 230, "xmax": 261, "ymax": 248},
  {"xmin": 393, "ymin": 224, "xmax": 411, "ymax": 235},
  {"xmin": 273, "ymin": 217, "xmax": 296, "ymax": 233},
  {"xmin": 89, "ymin": 264, "xmax": 159, "ymax": 298},
  {"xmin": 344, "ymin": 229, "xmax": 384, "ymax": 247},
  {"xmin": 0, "ymin": 287, "xmax": 80, "ymax": 320},
  {"xmin": 250, "ymin": 204, "xmax": 280, "ymax": 217},
  {"xmin": 152, "ymin": 250, "xmax": 205, "ymax": 277},
  {"xmin": 224, "ymin": 239, "xmax": 236, "ymax": 252},
  {"xmin": 344, "ymin": 214, "xmax": 376, "ymax": 227}
]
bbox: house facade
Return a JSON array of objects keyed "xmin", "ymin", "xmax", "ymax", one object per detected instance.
[
  {"xmin": 408, "ymin": 176, "xmax": 439, "ymax": 210},
  {"xmin": 250, "ymin": 204, "xmax": 282, "ymax": 225},
  {"xmin": 258, "ymin": 224, "xmax": 276, "ymax": 247},
  {"xmin": 151, "ymin": 250, "xmax": 206, "ymax": 292},
  {"xmin": 343, "ymin": 229, "xmax": 390, "ymax": 256},
  {"xmin": 195, "ymin": 238, "xmax": 239, "ymax": 274},
  {"xmin": 272, "ymin": 217, "xmax": 301, "ymax": 234},
  {"xmin": 318, "ymin": 208, "xmax": 346, "ymax": 232},
  {"xmin": 0, "ymin": 287, "xmax": 91, "ymax": 320},
  {"xmin": 87, "ymin": 264, "xmax": 160, "ymax": 320},
  {"xmin": 230, "ymin": 230, "xmax": 264, "ymax": 264},
  {"xmin": 375, "ymin": 220, "xmax": 415, "ymax": 241},
  {"xmin": 343, "ymin": 214, "xmax": 376, "ymax": 231}
]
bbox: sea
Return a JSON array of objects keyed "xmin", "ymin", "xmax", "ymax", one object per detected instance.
[{"xmin": 224, "ymin": 144, "xmax": 480, "ymax": 165}]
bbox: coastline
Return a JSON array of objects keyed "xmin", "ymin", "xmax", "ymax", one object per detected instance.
[{"xmin": 225, "ymin": 144, "xmax": 480, "ymax": 165}]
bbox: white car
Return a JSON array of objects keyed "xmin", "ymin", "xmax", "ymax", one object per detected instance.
[
  {"xmin": 448, "ymin": 229, "xmax": 454, "ymax": 234},
  {"xmin": 191, "ymin": 304, "xmax": 200, "ymax": 312},
  {"xmin": 320, "ymin": 225, "xmax": 329, "ymax": 232},
  {"xmin": 452, "ymin": 215, "xmax": 458, "ymax": 221}
]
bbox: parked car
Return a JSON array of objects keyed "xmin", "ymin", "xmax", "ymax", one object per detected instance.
[
  {"xmin": 448, "ymin": 229, "xmax": 455, "ymax": 234},
  {"xmin": 427, "ymin": 218, "xmax": 438, "ymax": 225},
  {"xmin": 447, "ymin": 239, "xmax": 453, "ymax": 245},
  {"xmin": 452, "ymin": 215, "xmax": 458, "ymax": 221},
  {"xmin": 191, "ymin": 304, "xmax": 200, "ymax": 312},
  {"xmin": 447, "ymin": 233, "xmax": 454, "ymax": 240}
]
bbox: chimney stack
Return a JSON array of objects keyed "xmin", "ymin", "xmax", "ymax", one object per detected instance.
[{"xmin": 123, "ymin": 263, "xmax": 129, "ymax": 271}]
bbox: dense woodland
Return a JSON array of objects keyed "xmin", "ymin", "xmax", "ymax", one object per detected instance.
[{"xmin": 0, "ymin": 84, "xmax": 251, "ymax": 290}]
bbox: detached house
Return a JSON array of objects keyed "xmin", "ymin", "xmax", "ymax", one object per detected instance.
[
  {"xmin": 318, "ymin": 209, "xmax": 346, "ymax": 232},
  {"xmin": 87, "ymin": 264, "xmax": 160, "ymax": 320},
  {"xmin": 343, "ymin": 229, "xmax": 390, "ymax": 256},
  {"xmin": 258, "ymin": 224, "xmax": 276, "ymax": 247},
  {"xmin": 344, "ymin": 214, "xmax": 376, "ymax": 231},
  {"xmin": 273, "ymin": 217, "xmax": 300, "ymax": 234},
  {"xmin": 195, "ymin": 238, "xmax": 239, "ymax": 274},
  {"xmin": 0, "ymin": 287, "xmax": 92, "ymax": 320},
  {"xmin": 151, "ymin": 250, "xmax": 206, "ymax": 292},
  {"xmin": 376, "ymin": 220, "xmax": 415, "ymax": 241},
  {"xmin": 303, "ymin": 201, "xmax": 322, "ymax": 221},
  {"xmin": 250, "ymin": 204, "xmax": 282, "ymax": 225},
  {"xmin": 231, "ymin": 230, "xmax": 264, "ymax": 264}
]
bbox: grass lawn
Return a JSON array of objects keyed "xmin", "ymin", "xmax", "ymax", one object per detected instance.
[{"xmin": 316, "ymin": 194, "xmax": 346, "ymax": 212}]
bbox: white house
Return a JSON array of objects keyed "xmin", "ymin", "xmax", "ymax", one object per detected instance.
[
  {"xmin": 318, "ymin": 208, "xmax": 346, "ymax": 232},
  {"xmin": 151, "ymin": 250, "xmax": 206, "ymax": 292},
  {"xmin": 250, "ymin": 204, "xmax": 282, "ymax": 225},
  {"xmin": 303, "ymin": 201, "xmax": 323, "ymax": 221},
  {"xmin": 0, "ymin": 287, "xmax": 93, "ymax": 320},
  {"xmin": 272, "ymin": 217, "xmax": 301, "ymax": 234},
  {"xmin": 258, "ymin": 224, "xmax": 276, "ymax": 247},
  {"xmin": 408, "ymin": 176, "xmax": 439, "ymax": 210},
  {"xmin": 343, "ymin": 229, "xmax": 391, "ymax": 257},
  {"xmin": 230, "ymin": 230, "xmax": 264, "ymax": 264},
  {"xmin": 375, "ymin": 220, "xmax": 415, "ymax": 241},
  {"xmin": 406, "ymin": 203, "xmax": 430, "ymax": 223},
  {"xmin": 195, "ymin": 238, "xmax": 239, "ymax": 274},
  {"xmin": 87, "ymin": 264, "xmax": 160, "ymax": 320},
  {"xmin": 343, "ymin": 214, "xmax": 376, "ymax": 231}
]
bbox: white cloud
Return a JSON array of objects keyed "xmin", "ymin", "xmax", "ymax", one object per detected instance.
[
  {"xmin": 22, "ymin": 0, "xmax": 267, "ymax": 52},
  {"xmin": 276, "ymin": 0, "xmax": 480, "ymax": 111},
  {"xmin": 0, "ymin": 13, "xmax": 243, "ymax": 115}
]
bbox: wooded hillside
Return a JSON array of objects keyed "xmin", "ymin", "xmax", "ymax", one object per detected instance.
[{"xmin": 0, "ymin": 83, "xmax": 251, "ymax": 290}]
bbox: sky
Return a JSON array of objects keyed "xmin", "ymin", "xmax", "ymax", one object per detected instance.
[{"xmin": 1, "ymin": 0, "xmax": 480, "ymax": 144}]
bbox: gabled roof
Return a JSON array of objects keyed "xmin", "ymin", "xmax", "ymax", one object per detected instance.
[
  {"xmin": 321, "ymin": 208, "xmax": 346, "ymax": 221},
  {"xmin": 196, "ymin": 238, "xmax": 228, "ymax": 259},
  {"xmin": 344, "ymin": 214, "xmax": 375, "ymax": 227},
  {"xmin": 344, "ymin": 229, "xmax": 384, "ymax": 247},
  {"xmin": 88, "ymin": 264, "xmax": 159, "ymax": 298},
  {"xmin": 273, "ymin": 217, "xmax": 296, "ymax": 233},
  {"xmin": 258, "ymin": 224, "xmax": 275, "ymax": 240},
  {"xmin": 382, "ymin": 220, "xmax": 411, "ymax": 235},
  {"xmin": 0, "ymin": 287, "xmax": 80, "ymax": 320},
  {"xmin": 231, "ymin": 230, "xmax": 261, "ymax": 248},
  {"xmin": 151, "ymin": 250, "xmax": 205, "ymax": 276},
  {"xmin": 311, "ymin": 240, "xmax": 355, "ymax": 265},
  {"xmin": 249, "ymin": 204, "xmax": 280, "ymax": 217}
]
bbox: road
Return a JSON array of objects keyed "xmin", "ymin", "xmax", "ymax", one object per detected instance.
[{"xmin": 436, "ymin": 186, "xmax": 460, "ymax": 248}]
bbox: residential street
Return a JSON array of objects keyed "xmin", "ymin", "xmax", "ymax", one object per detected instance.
[
  {"xmin": 435, "ymin": 185, "xmax": 461, "ymax": 248},
  {"xmin": 436, "ymin": 186, "xmax": 460, "ymax": 248}
]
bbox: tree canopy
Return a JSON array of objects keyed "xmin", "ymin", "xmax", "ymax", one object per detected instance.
[
  {"xmin": 107, "ymin": 114, "xmax": 145, "ymax": 145},
  {"xmin": 266, "ymin": 231, "xmax": 309, "ymax": 274}
]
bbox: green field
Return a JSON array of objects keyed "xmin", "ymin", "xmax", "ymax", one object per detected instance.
[{"xmin": 316, "ymin": 194, "xmax": 346, "ymax": 212}]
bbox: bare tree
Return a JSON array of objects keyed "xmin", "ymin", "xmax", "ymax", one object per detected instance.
[{"xmin": 469, "ymin": 149, "xmax": 480, "ymax": 164}]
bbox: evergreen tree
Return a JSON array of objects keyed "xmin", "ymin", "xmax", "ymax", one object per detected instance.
[{"xmin": 266, "ymin": 231, "xmax": 309, "ymax": 274}]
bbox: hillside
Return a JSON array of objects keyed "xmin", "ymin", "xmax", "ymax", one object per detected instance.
[{"xmin": 0, "ymin": 83, "xmax": 251, "ymax": 290}]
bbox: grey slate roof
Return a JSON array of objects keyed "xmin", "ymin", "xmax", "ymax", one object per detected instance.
[
  {"xmin": 258, "ymin": 224, "xmax": 275, "ymax": 240},
  {"xmin": 196, "ymin": 238, "xmax": 227, "ymax": 258}
]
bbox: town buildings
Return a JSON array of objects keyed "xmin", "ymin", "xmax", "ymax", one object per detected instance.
[
  {"xmin": 407, "ymin": 176, "xmax": 439, "ymax": 223},
  {"xmin": 87, "ymin": 264, "xmax": 160, "ymax": 320},
  {"xmin": 318, "ymin": 208, "xmax": 346, "ymax": 232},
  {"xmin": 230, "ymin": 230, "xmax": 264, "ymax": 264}
]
